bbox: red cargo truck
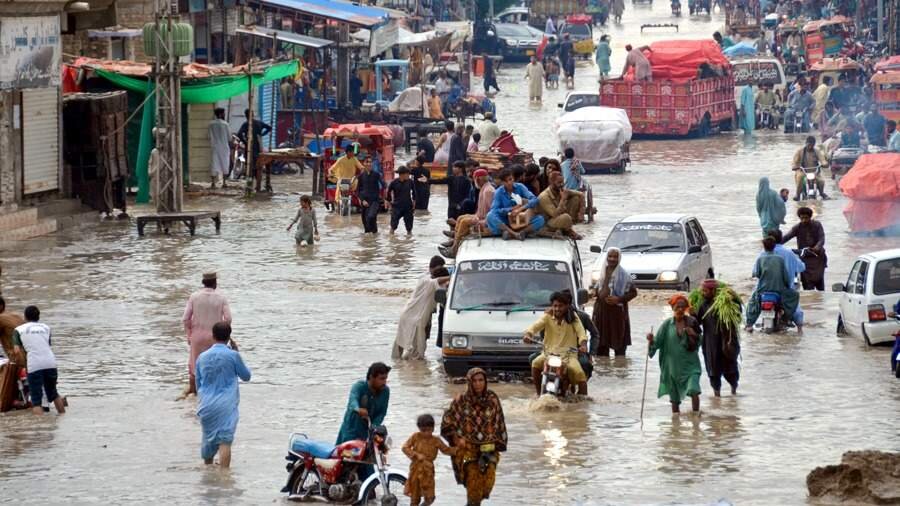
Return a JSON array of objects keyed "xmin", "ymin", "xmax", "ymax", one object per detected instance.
[{"xmin": 599, "ymin": 40, "xmax": 737, "ymax": 137}]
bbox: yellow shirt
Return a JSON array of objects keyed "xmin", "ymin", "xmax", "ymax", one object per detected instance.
[
  {"xmin": 525, "ymin": 312, "xmax": 587, "ymax": 355},
  {"xmin": 428, "ymin": 96, "xmax": 444, "ymax": 120},
  {"xmin": 329, "ymin": 155, "xmax": 363, "ymax": 180}
]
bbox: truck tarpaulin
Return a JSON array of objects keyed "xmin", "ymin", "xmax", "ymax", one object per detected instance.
[
  {"xmin": 839, "ymin": 153, "xmax": 900, "ymax": 233},
  {"xmin": 632, "ymin": 39, "xmax": 730, "ymax": 82}
]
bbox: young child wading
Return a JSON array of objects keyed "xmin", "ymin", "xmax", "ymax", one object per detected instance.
[
  {"xmin": 286, "ymin": 195, "xmax": 319, "ymax": 246},
  {"xmin": 402, "ymin": 414, "xmax": 456, "ymax": 505}
]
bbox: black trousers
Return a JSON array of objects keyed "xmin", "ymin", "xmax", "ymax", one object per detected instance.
[
  {"xmin": 391, "ymin": 205, "xmax": 414, "ymax": 232},
  {"xmin": 361, "ymin": 200, "xmax": 380, "ymax": 233}
]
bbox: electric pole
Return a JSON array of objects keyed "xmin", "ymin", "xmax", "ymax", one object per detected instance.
[{"xmin": 152, "ymin": 0, "xmax": 183, "ymax": 213}]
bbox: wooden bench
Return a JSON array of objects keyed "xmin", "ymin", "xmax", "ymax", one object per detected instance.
[{"xmin": 136, "ymin": 211, "xmax": 221, "ymax": 236}]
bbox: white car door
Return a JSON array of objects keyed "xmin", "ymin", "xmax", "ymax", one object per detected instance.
[
  {"xmin": 848, "ymin": 260, "xmax": 870, "ymax": 337},
  {"xmin": 840, "ymin": 260, "xmax": 862, "ymax": 336},
  {"xmin": 683, "ymin": 222, "xmax": 701, "ymax": 286},
  {"xmin": 690, "ymin": 220, "xmax": 713, "ymax": 279}
]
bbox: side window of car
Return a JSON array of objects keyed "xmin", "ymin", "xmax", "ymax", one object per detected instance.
[
  {"xmin": 690, "ymin": 220, "xmax": 708, "ymax": 246},
  {"xmin": 684, "ymin": 222, "xmax": 698, "ymax": 247},
  {"xmin": 846, "ymin": 261, "xmax": 861, "ymax": 292},
  {"xmin": 855, "ymin": 261, "xmax": 869, "ymax": 295}
]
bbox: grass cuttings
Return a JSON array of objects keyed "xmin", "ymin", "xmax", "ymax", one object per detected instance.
[{"xmin": 688, "ymin": 281, "xmax": 743, "ymax": 333}]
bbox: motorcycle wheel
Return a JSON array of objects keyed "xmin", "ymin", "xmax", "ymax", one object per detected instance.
[
  {"xmin": 288, "ymin": 468, "xmax": 322, "ymax": 501},
  {"xmin": 360, "ymin": 475, "xmax": 406, "ymax": 506}
]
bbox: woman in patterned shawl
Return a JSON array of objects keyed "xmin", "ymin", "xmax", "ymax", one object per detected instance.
[{"xmin": 441, "ymin": 368, "xmax": 507, "ymax": 505}]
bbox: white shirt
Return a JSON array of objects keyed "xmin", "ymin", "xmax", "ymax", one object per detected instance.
[
  {"xmin": 15, "ymin": 322, "xmax": 56, "ymax": 373},
  {"xmin": 435, "ymin": 78, "xmax": 452, "ymax": 95}
]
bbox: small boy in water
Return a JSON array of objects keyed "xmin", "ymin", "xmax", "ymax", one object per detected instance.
[
  {"xmin": 402, "ymin": 414, "xmax": 455, "ymax": 506},
  {"xmin": 286, "ymin": 195, "xmax": 318, "ymax": 246}
]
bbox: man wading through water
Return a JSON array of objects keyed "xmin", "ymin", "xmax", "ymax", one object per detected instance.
[
  {"xmin": 182, "ymin": 272, "xmax": 233, "ymax": 397},
  {"xmin": 592, "ymin": 247, "xmax": 637, "ymax": 357},
  {"xmin": 336, "ymin": 362, "xmax": 391, "ymax": 480},
  {"xmin": 696, "ymin": 280, "xmax": 741, "ymax": 396}
]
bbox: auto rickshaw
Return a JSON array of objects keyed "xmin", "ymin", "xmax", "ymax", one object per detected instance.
[
  {"xmin": 807, "ymin": 57, "xmax": 863, "ymax": 92},
  {"xmin": 562, "ymin": 15, "xmax": 595, "ymax": 59},
  {"xmin": 776, "ymin": 20, "xmax": 805, "ymax": 75},
  {"xmin": 870, "ymin": 71, "xmax": 900, "ymax": 123},
  {"xmin": 802, "ymin": 16, "xmax": 855, "ymax": 67},
  {"xmin": 322, "ymin": 124, "xmax": 395, "ymax": 215}
]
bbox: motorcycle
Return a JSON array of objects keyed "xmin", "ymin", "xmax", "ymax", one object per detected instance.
[
  {"xmin": 800, "ymin": 165, "xmax": 821, "ymax": 200},
  {"xmin": 541, "ymin": 349, "xmax": 576, "ymax": 397},
  {"xmin": 337, "ymin": 178, "xmax": 354, "ymax": 216},
  {"xmin": 282, "ymin": 423, "xmax": 406, "ymax": 505},
  {"xmin": 671, "ymin": 0, "xmax": 682, "ymax": 15},
  {"xmin": 783, "ymin": 108, "xmax": 810, "ymax": 133},
  {"xmin": 757, "ymin": 291, "xmax": 784, "ymax": 334},
  {"xmin": 757, "ymin": 107, "xmax": 779, "ymax": 130},
  {"xmin": 229, "ymin": 134, "xmax": 247, "ymax": 180}
]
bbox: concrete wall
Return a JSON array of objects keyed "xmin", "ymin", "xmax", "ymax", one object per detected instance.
[
  {"xmin": 0, "ymin": 92, "xmax": 23, "ymax": 212},
  {"xmin": 116, "ymin": 0, "xmax": 154, "ymax": 61}
]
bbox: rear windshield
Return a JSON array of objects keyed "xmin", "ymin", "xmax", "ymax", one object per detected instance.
[
  {"xmin": 564, "ymin": 94, "xmax": 600, "ymax": 112},
  {"xmin": 873, "ymin": 258, "xmax": 900, "ymax": 295},
  {"xmin": 604, "ymin": 223, "xmax": 685, "ymax": 253},
  {"xmin": 450, "ymin": 260, "xmax": 572, "ymax": 309},
  {"xmin": 562, "ymin": 24, "xmax": 591, "ymax": 38}
]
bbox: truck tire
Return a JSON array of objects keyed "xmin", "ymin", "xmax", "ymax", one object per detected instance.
[{"xmin": 695, "ymin": 115, "xmax": 711, "ymax": 138}]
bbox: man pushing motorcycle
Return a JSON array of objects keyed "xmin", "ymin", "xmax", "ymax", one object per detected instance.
[{"xmin": 523, "ymin": 291, "xmax": 589, "ymax": 396}]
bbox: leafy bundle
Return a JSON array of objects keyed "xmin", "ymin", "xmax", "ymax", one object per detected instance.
[{"xmin": 688, "ymin": 281, "xmax": 743, "ymax": 333}]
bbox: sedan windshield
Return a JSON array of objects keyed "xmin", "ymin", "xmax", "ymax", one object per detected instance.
[
  {"xmin": 496, "ymin": 24, "xmax": 538, "ymax": 39},
  {"xmin": 604, "ymin": 223, "xmax": 685, "ymax": 252},
  {"xmin": 450, "ymin": 260, "xmax": 572, "ymax": 309}
]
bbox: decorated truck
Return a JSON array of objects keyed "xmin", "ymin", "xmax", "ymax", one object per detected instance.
[{"xmin": 599, "ymin": 40, "xmax": 736, "ymax": 137}]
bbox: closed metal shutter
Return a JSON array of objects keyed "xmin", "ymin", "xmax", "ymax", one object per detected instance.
[{"xmin": 22, "ymin": 87, "xmax": 60, "ymax": 195}]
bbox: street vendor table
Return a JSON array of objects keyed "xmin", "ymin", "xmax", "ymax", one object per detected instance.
[
  {"xmin": 136, "ymin": 211, "xmax": 221, "ymax": 236},
  {"xmin": 255, "ymin": 149, "xmax": 321, "ymax": 193}
]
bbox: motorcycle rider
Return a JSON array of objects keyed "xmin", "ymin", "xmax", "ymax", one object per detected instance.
[
  {"xmin": 791, "ymin": 136, "xmax": 830, "ymax": 200},
  {"xmin": 755, "ymin": 84, "xmax": 782, "ymax": 127},
  {"xmin": 784, "ymin": 83, "xmax": 815, "ymax": 132},
  {"xmin": 523, "ymin": 290, "xmax": 589, "ymax": 396},
  {"xmin": 745, "ymin": 237, "xmax": 802, "ymax": 333}
]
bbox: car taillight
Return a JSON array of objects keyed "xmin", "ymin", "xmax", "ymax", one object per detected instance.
[
  {"xmin": 868, "ymin": 304, "xmax": 886, "ymax": 322},
  {"xmin": 761, "ymin": 301, "xmax": 774, "ymax": 310}
]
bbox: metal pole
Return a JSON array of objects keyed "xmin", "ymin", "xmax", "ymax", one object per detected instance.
[
  {"xmin": 878, "ymin": 0, "xmax": 884, "ymax": 43},
  {"xmin": 489, "ymin": 0, "xmax": 494, "ymax": 19}
]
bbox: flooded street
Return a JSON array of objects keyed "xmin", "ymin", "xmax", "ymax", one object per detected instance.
[{"xmin": 2, "ymin": 3, "xmax": 899, "ymax": 505}]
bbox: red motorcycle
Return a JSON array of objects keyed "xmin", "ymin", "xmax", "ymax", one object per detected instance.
[{"xmin": 282, "ymin": 424, "xmax": 406, "ymax": 505}]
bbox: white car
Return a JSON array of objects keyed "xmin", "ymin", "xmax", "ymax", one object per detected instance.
[
  {"xmin": 833, "ymin": 249, "xmax": 900, "ymax": 345},
  {"xmin": 589, "ymin": 214, "xmax": 714, "ymax": 291}
]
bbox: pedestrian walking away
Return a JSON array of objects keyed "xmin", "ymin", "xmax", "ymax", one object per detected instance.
[
  {"xmin": 756, "ymin": 176, "xmax": 786, "ymax": 235},
  {"xmin": 12, "ymin": 306, "xmax": 66, "ymax": 415},
  {"xmin": 196, "ymin": 322, "xmax": 250, "ymax": 468},
  {"xmin": 208, "ymin": 108, "xmax": 231, "ymax": 188},
  {"xmin": 182, "ymin": 272, "xmax": 233, "ymax": 396}
]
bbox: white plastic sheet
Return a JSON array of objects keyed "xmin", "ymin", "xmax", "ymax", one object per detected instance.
[
  {"xmin": 388, "ymin": 86, "xmax": 429, "ymax": 116},
  {"xmin": 554, "ymin": 107, "xmax": 632, "ymax": 165}
]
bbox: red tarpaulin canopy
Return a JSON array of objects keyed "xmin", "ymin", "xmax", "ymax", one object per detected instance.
[
  {"xmin": 626, "ymin": 39, "xmax": 730, "ymax": 82},
  {"xmin": 839, "ymin": 153, "xmax": 900, "ymax": 232}
]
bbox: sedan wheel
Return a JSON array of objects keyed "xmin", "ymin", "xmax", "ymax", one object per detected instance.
[{"xmin": 836, "ymin": 315, "xmax": 846, "ymax": 336}]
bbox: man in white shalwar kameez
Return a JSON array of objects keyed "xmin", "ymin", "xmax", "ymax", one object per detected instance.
[
  {"xmin": 525, "ymin": 56, "xmax": 545, "ymax": 102},
  {"xmin": 392, "ymin": 264, "xmax": 451, "ymax": 360},
  {"xmin": 208, "ymin": 108, "xmax": 232, "ymax": 188}
]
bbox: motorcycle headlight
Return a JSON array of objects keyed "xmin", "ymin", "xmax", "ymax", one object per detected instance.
[
  {"xmin": 659, "ymin": 271, "xmax": 678, "ymax": 282},
  {"xmin": 548, "ymin": 356, "xmax": 563, "ymax": 368},
  {"xmin": 450, "ymin": 335, "xmax": 469, "ymax": 348}
]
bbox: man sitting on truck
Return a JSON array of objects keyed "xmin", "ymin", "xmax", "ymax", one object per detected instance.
[
  {"xmin": 523, "ymin": 290, "xmax": 589, "ymax": 396},
  {"xmin": 537, "ymin": 170, "xmax": 584, "ymax": 240},
  {"xmin": 486, "ymin": 168, "xmax": 546, "ymax": 241}
]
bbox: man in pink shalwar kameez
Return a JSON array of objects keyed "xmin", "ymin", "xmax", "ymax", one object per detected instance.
[{"xmin": 183, "ymin": 272, "xmax": 232, "ymax": 395}]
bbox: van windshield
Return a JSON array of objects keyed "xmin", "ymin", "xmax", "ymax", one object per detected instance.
[
  {"xmin": 450, "ymin": 260, "xmax": 572, "ymax": 310},
  {"xmin": 604, "ymin": 223, "xmax": 685, "ymax": 252}
]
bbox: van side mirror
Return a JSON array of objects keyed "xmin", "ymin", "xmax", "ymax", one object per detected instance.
[
  {"xmin": 435, "ymin": 288, "xmax": 447, "ymax": 304},
  {"xmin": 688, "ymin": 245, "xmax": 702, "ymax": 254},
  {"xmin": 590, "ymin": 245, "xmax": 602, "ymax": 253},
  {"xmin": 577, "ymin": 288, "xmax": 589, "ymax": 306},
  {"xmin": 831, "ymin": 282, "xmax": 845, "ymax": 292},
  {"xmin": 557, "ymin": 103, "xmax": 564, "ymax": 108}
]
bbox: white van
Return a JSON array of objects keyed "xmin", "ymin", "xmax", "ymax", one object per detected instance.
[
  {"xmin": 437, "ymin": 237, "xmax": 589, "ymax": 377},
  {"xmin": 730, "ymin": 57, "xmax": 787, "ymax": 108}
]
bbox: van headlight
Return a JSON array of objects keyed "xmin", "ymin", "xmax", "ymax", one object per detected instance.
[
  {"xmin": 659, "ymin": 271, "xmax": 678, "ymax": 282},
  {"xmin": 450, "ymin": 335, "xmax": 469, "ymax": 348}
]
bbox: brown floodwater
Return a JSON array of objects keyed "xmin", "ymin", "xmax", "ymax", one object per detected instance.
[{"xmin": 2, "ymin": 3, "xmax": 899, "ymax": 505}]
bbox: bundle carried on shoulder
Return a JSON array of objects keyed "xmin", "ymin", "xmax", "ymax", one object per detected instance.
[{"xmin": 688, "ymin": 281, "xmax": 743, "ymax": 333}]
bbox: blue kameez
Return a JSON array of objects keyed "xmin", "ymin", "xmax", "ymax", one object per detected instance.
[
  {"xmin": 336, "ymin": 380, "xmax": 390, "ymax": 444},
  {"xmin": 196, "ymin": 343, "xmax": 251, "ymax": 460}
]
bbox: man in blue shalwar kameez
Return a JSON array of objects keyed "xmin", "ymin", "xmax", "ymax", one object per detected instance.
[
  {"xmin": 337, "ymin": 362, "xmax": 391, "ymax": 480},
  {"xmin": 196, "ymin": 322, "xmax": 251, "ymax": 468}
]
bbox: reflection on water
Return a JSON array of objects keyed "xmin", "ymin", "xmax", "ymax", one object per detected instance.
[{"xmin": 2, "ymin": 2, "xmax": 899, "ymax": 504}]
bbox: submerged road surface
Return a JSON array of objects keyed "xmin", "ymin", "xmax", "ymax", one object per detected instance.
[{"xmin": 2, "ymin": 3, "xmax": 899, "ymax": 505}]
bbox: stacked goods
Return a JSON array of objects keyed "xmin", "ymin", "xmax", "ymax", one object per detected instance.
[
  {"xmin": 624, "ymin": 39, "xmax": 731, "ymax": 82},
  {"xmin": 468, "ymin": 151, "xmax": 534, "ymax": 172}
]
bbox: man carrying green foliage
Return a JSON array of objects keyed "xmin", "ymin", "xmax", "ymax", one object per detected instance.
[{"xmin": 691, "ymin": 280, "xmax": 742, "ymax": 396}]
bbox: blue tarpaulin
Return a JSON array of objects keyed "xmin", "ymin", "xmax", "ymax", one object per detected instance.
[{"xmin": 723, "ymin": 41, "xmax": 758, "ymax": 58}]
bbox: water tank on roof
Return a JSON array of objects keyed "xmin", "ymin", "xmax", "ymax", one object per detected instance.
[{"xmin": 143, "ymin": 22, "xmax": 193, "ymax": 58}]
